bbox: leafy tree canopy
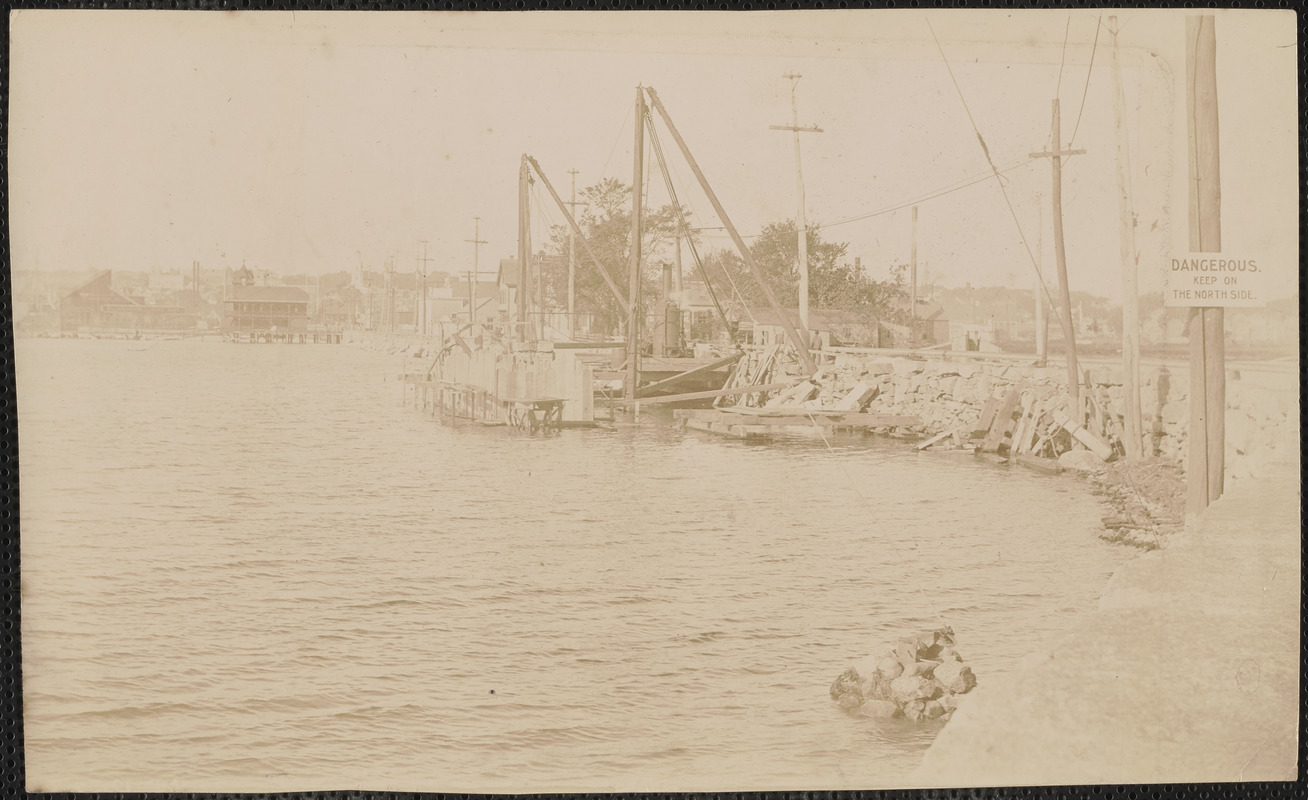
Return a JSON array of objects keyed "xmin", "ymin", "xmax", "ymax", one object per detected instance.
[{"xmin": 700, "ymin": 220, "xmax": 906, "ymax": 322}]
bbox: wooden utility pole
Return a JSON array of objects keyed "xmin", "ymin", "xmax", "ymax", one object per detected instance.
[
  {"xmin": 517, "ymin": 157, "xmax": 531, "ymax": 342},
  {"xmin": 465, "ymin": 218, "xmax": 487, "ymax": 328},
  {"xmin": 626, "ymin": 86, "xmax": 646, "ymax": 402},
  {"xmin": 673, "ymin": 234, "xmax": 683, "ymax": 299},
  {"xmin": 565, "ymin": 168, "xmax": 586, "ymax": 339},
  {"xmin": 646, "ymin": 86, "xmax": 817, "ymax": 375},
  {"xmin": 1030, "ymin": 99, "xmax": 1085, "ymax": 415},
  {"xmin": 910, "ymin": 205, "xmax": 918, "ymax": 342},
  {"xmin": 1035, "ymin": 196, "xmax": 1049, "ymax": 362},
  {"xmin": 384, "ymin": 256, "xmax": 395, "ymax": 333},
  {"xmin": 1109, "ymin": 16, "xmax": 1144, "ymax": 460},
  {"xmin": 417, "ymin": 240, "xmax": 433, "ymax": 336},
  {"xmin": 525, "ymin": 157, "xmax": 627, "ymax": 310},
  {"xmin": 1186, "ymin": 14, "xmax": 1224, "ymax": 513},
  {"xmin": 769, "ymin": 73, "xmax": 823, "ymax": 342}
]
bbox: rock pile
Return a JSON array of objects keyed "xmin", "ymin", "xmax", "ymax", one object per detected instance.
[
  {"xmin": 829, "ymin": 627, "xmax": 977, "ymax": 722},
  {"xmin": 778, "ymin": 352, "xmax": 1291, "ymax": 476}
]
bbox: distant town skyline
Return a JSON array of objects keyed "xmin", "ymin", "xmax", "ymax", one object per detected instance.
[{"xmin": 10, "ymin": 10, "xmax": 1298, "ymax": 304}]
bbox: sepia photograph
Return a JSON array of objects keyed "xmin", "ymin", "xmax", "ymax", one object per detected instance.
[{"xmin": 10, "ymin": 8, "xmax": 1299, "ymax": 792}]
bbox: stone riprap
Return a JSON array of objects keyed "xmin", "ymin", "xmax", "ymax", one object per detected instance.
[
  {"xmin": 829, "ymin": 628, "xmax": 976, "ymax": 722},
  {"xmin": 783, "ymin": 352, "xmax": 1290, "ymax": 474}
]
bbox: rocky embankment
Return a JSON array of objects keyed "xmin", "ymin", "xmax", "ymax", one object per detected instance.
[{"xmin": 754, "ymin": 349, "xmax": 1294, "ymax": 548}]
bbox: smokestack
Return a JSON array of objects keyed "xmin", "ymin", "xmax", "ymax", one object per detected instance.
[{"xmin": 854, "ymin": 256, "xmax": 862, "ymax": 272}]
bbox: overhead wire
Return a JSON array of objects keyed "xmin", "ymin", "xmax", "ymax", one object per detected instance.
[
  {"xmin": 596, "ymin": 101, "xmax": 635, "ymax": 184},
  {"xmin": 1055, "ymin": 15, "xmax": 1072, "ymax": 100},
  {"xmin": 817, "ymin": 158, "xmax": 1039, "ymax": 231},
  {"xmin": 1068, "ymin": 14, "xmax": 1104, "ymax": 148},
  {"xmin": 643, "ymin": 106, "xmax": 743, "ymax": 344},
  {"xmin": 638, "ymin": 102, "xmax": 762, "ymax": 331},
  {"xmin": 925, "ymin": 18, "xmax": 1075, "ymax": 353},
  {"xmin": 686, "ymin": 157, "xmax": 1037, "ymax": 244}
]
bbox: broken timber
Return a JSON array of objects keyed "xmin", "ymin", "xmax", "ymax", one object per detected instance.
[
  {"xmin": 675, "ymin": 408, "xmax": 920, "ymax": 440},
  {"xmin": 635, "ymin": 352, "xmax": 743, "ymax": 398},
  {"xmin": 632, "ymin": 381, "xmax": 790, "ymax": 407}
]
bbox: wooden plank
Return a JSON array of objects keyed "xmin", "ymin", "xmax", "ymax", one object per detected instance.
[
  {"xmin": 1015, "ymin": 408, "xmax": 1047, "ymax": 456},
  {"xmin": 833, "ymin": 380, "xmax": 878, "ymax": 412},
  {"xmin": 1054, "ymin": 410, "xmax": 1114, "ymax": 460},
  {"xmin": 765, "ymin": 380, "xmax": 818, "ymax": 408},
  {"xmin": 713, "ymin": 355, "xmax": 745, "ymax": 409},
  {"xmin": 551, "ymin": 341, "xmax": 628, "ymax": 349},
  {"xmin": 915, "ymin": 430, "xmax": 954, "ymax": 451},
  {"xmin": 632, "ymin": 381, "xmax": 791, "ymax": 406},
  {"xmin": 981, "ymin": 387, "xmax": 1023, "ymax": 452},
  {"xmin": 1017, "ymin": 454, "xmax": 1064, "ymax": 475},
  {"xmin": 973, "ymin": 396, "xmax": 1000, "ymax": 438},
  {"xmin": 1009, "ymin": 395, "xmax": 1036, "ymax": 455},
  {"xmin": 829, "ymin": 413, "xmax": 921, "ymax": 428},
  {"xmin": 636, "ymin": 352, "xmax": 742, "ymax": 398},
  {"xmin": 679, "ymin": 409, "xmax": 919, "ymax": 428},
  {"xmin": 719, "ymin": 405, "xmax": 846, "ymax": 417}
]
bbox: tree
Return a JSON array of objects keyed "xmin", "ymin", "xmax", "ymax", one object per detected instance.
[
  {"xmin": 699, "ymin": 219, "xmax": 906, "ymax": 322},
  {"xmin": 537, "ymin": 178, "xmax": 689, "ymax": 335}
]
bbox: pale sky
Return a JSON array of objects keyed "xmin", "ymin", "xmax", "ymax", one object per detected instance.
[{"xmin": 9, "ymin": 9, "xmax": 1299, "ymax": 301}]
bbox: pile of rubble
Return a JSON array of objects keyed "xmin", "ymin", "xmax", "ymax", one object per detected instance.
[
  {"xmin": 1092, "ymin": 458, "xmax": 1186, "ymax": 550},
  {"xmin": 829, "ymin": 627, "xmax": 977, "ymax": 722}
]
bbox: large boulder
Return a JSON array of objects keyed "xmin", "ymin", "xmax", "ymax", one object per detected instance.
[
  {"xmin": 829, "ymin": 667, "xmax": 865, "ymax": 710},
  {"xmin": 889, "ymin": 673, "xmax": 941, "ymax": 705},
  {"xmin": 1059, "ymin": 448, "xmax": 1107, "ymax": 472},
  {"xmin": 934, "ymin": 657, "xmax": 977, "ymax": 695}
]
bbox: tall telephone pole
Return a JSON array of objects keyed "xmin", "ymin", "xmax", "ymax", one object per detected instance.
[
  {"xmin": 1030, "ymin": 99, "xmax": 1085, "ymax": 414},
  {"xmin": 626, "ymin": 86, "xmax": 646, "ymax": 403},
  {"xmin": 1034, "ymin": 195, "xmax": 1049, "ymax": 362},
  {"xmin": 769, "ymin": 73, "xmax": 823, "ymax": 340},
  {"xmin": 465, "ymin": 217, "xmax": 488, "ymax": 327},
  {"xmin": 565, "ymin": 168, "xmax": 587, "ymax": 338},
  {"xmin": 910, "ymin": 205, "xmax": 918, "ymax": 342},
  {"xmin": 1110, "ymin": 16, "xmax": 1143, "ymax": 460},
  {"xmin": 416, "ymin": 240, "xmax": 433, "ymax": 336},
  {"xmin": 1186, "ymin": 14, "xmax": 1224, "ymax": 514}
]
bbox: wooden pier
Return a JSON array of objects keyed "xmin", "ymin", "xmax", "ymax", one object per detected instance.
[
  {"xmin": 223, "ymin": 330, "xmax": 343, "ymax": 344},
  {"xmin": 400, "ymin": 338, "xmax": 596, "ymax": 432}
]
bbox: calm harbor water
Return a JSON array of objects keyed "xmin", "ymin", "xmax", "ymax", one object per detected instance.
[{"xmin": 19, "ymin": 339, "xmax": 1126, "ymax": 792}]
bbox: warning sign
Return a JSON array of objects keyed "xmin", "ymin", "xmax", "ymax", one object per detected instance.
[{"xmin": 1164, "ymin": 255, "xmax": 1267, "ymax": 308}]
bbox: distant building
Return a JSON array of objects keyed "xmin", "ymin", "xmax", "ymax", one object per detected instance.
[
  {"xmin": 905, "ymin": 299, "xmax": 950, "ymax": 346},
  {"xmin": 60, "ymin": 270, "xmax": 191, "ymax": 332},
  {"xmin": 222, "ymin": 285, "xmax": 310, "ymax": 333},
  {"xmin": 949, "ymin": 320, "xmax": 1001, "ymax": 353},
  {"xmin": 744, "ymin": 307, "xmax": 886, "ymax": 349}
]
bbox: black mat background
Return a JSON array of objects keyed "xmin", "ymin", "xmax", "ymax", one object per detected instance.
[{"xmin": 0, "ymin": 1, "xmax": 1302, "ymax": 799}]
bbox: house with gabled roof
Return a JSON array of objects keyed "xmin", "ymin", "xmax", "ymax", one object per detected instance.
[{"xmin": 222, "ymin": 284, "xmax": 310, "ymax": 333}]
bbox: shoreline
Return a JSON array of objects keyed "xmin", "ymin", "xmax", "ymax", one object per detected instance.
[{"xmin": 908, "ymin": 441, "xmax": 1299, "ymax": 785}]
